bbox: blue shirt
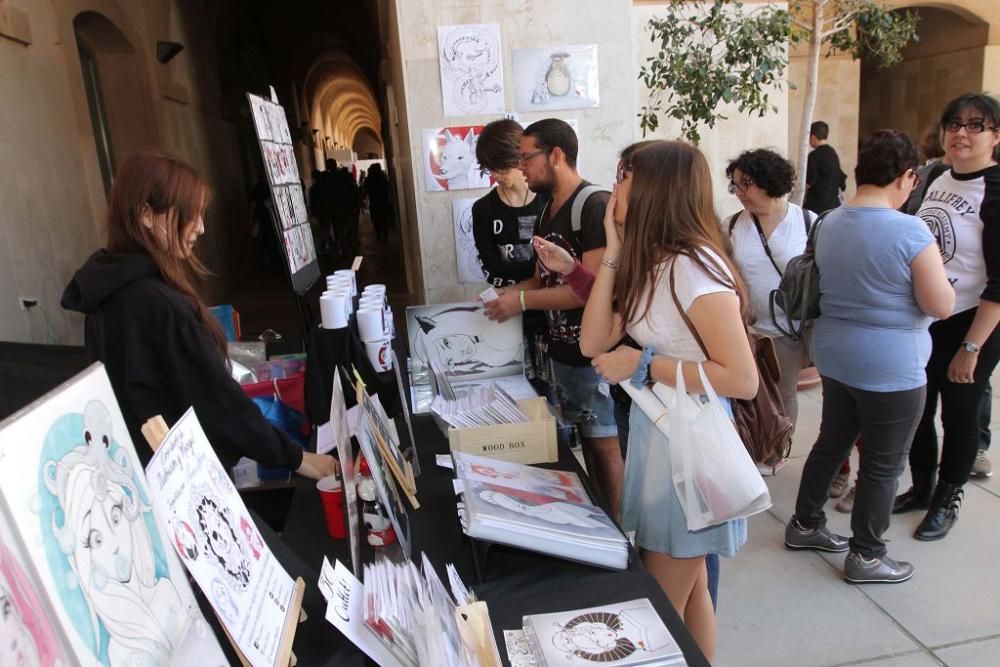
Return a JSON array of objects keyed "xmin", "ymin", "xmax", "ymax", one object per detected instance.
[{"xmin": 811, "ymin": 206, "xmax": 936, "ymax": 392}]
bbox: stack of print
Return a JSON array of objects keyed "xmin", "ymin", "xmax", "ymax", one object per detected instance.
[
  {"xmin": 452, "ymin": 453, "xmax": 629, "ymax": 570},
  {"xmin": 430, "ymin": 382, "xmax": 529, "ymax": 428},
  {"xmin": 521, "ymin": 598, "xmax": 684, "ymax": 666}
]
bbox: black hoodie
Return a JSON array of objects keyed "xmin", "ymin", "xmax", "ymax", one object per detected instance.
[{"xmin": 62, "ymin": 250, "xmax": 304, "ymax": 472}]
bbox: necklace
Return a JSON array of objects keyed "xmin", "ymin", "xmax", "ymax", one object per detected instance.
[{"xmin": 499, "ymin": 185, "xmax": 529, "ymax": 208}]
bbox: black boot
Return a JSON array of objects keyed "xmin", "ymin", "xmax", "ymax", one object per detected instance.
[
  {"xmin": 893, "ymin": 469, "xmax": 935, "ymax": 514},
  {"xmin": 914, "ymin": 481, "xmax": 964, "ymax": 541}
]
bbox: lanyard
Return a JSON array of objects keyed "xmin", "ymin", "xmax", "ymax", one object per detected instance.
[{"xmin": 751, "ymin": 213, "xmax": 783, "ymax": 277}]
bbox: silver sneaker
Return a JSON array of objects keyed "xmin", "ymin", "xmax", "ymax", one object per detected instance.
[
  {"xmin": 844, "ymin": 551, "xmax": 914, "ymax": 584},
  {"xmin": 829, "ymin": 470, "xmax": 850, "ymax": 498},
  {"xmin": 971, "ymin": 449, "xmax": 992, "ymax": 479},
  {"xmin": 835, "ymin": 485, "xmax": 856, "ymax": 513},
  {"xmin": 785, "ymin": 517, "xmax": 850, "ymax": 552}
]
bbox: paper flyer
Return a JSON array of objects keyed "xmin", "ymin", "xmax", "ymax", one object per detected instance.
[
  {"xmin": 324, "ymin": 559, "xmax": 407, "ymax": 667},
  {"xmin": 145, "ymin": 408, "xmax": 295, "ymax": 667}
]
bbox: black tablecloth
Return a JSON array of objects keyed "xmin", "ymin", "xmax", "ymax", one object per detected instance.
[{"xmin": 280, "ymin": 415, "xmax": 710, "ymax": 667}]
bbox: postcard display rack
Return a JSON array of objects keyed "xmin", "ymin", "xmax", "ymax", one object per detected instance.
[{"xmin": 247, "ymin": 90, "xmax": 320, "ymax": 332}]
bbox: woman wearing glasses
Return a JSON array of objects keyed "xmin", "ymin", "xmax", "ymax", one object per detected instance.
[
  {"xmin": 896, "ymin": 93, "xmax": 1000, "ymax": 541},
  {"xmin": 724, "ymin": 149, "xmax": 811, "ymax": 435},
  {"xmin": 784, "ymin": 130, "xmax": 953, "ymax": 583}
]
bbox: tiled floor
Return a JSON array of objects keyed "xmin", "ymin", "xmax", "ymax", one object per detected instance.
[{"xmin": 715, "ymin": 377, "xmax": 1000, "ymax": 666}]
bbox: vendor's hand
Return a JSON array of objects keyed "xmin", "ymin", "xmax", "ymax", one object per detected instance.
[
  {"xmin": 532, "ymin": 236, "xmax": 576, "ymax": 276},
  {"xmin": 602, "ymin": 186, "xmax": 624, "ymax": 258},
  {"xmin": 592, "ymin": 346, "xmax": 642, "ymax": 385},
  {"xmin": 297, "ymin": 451, "xmax": 340, "ymax": 480},
  {"xmin": 947, "ymin": 349, "xmax": 979, "ymax": 384},
  {"xmin": 483, "ymin": 288, "xmax": 522, "ymax": 322}
]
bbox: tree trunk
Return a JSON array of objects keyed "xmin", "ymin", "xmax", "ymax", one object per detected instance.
[{"xmin": 791, "ymin": 1, "xmax": 825, "ymax": 206}]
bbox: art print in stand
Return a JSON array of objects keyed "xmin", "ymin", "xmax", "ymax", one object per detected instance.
[
  {"xmin": 526, "ymin": 599, "xmax": 682, "ymax": 666},
  {"xmin": 355, "ymin": 413, "xmax": 411, "ymax": 559},
  {"xmin": 145, "ymin": 407, "xmax": 296, "ymax": 667},
  {"xmin": 330, "ymin": 371, "xmax": 362, "ymax": 577},
  {"xmin": 0, "ymin": 363, "xmax": 227, "ymax": 666},
  {"xmin": 0, "ymin": 512, "xmax": 70, "ymax": 666},
  {"xmin": 452, "ymin": 197, "xmax": 485, "ymax": 284},
  {"xmin": 406, "ymin": 302, "xmax": 523, "ymax": 380},
  {"xmin": 512, "ymin": 45, "xmax": 600, "ymax": 112},
  {"xmin": 437, "ymin": 23, "xmax": 505, "ymax": 117},
  {"xmin": 422, "ymin": 126, "xmax": 494, "ymax": 192}
]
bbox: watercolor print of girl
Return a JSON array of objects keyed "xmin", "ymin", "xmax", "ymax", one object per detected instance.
[
  {"xmin": 552, "ymin": 610, "xmax": 638, "ymax": 662},
  {"xmin": 44, "ymin": 448, "xmax": 184, "ymax": 665},
  {"xmin": 411, "ymin": 305, "xmax": 522, "ymax": 376},
  {"xmin": 477, "ymin": 488, "xmax": 606, "ymax": 529},
  {"xmin": 194, "ymin": 494, "xmax": 250, "ymax": 591},
  {"xmin": 0, "ymin": 538, "xmax": 64, "ymax": 667}
]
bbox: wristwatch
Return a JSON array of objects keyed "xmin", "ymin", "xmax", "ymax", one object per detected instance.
[{"xmin": 960, "ymin": 341, "xmax": 981, "ymax": 353}]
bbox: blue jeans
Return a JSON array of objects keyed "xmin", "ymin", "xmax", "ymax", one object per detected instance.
[{"xmin": 550, "ymin": 360, "xmax": 618, "ymax": 439}]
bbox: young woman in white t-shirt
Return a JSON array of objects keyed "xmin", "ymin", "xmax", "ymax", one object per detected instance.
[{"xmin": 578, "ymin": 140, "xmax": 758, "ymax": 661}]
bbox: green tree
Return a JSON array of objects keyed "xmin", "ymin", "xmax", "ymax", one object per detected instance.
[
  {"xmin": 789, "ymin": 0, "xmax": 918, "ymax": 203},
  {"xmin": 639, "ymin": 0, "xmax": 795, "ymax": 145}
]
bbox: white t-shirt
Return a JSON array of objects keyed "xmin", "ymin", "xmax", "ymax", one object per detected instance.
[
  {"xmin": 727, "ymin": 204, "xmax": 810, "ymax": 337},
  {"xmin": 625, "ymin": 248, "xmax": 737, "ymax": 362}
]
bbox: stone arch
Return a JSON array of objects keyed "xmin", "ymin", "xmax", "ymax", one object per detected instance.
[
  {"xmin": 859, "ymin": 3, "xmax": 992, "ymax": 148},
  {"xmin": 302, "ymin": 51, "xmax": 382, "ymax": 164}
]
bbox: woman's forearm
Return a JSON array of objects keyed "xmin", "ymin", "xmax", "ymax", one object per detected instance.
[{"xmin": 579, "ymin": 260, "xmax": 620, "ymax": 357}]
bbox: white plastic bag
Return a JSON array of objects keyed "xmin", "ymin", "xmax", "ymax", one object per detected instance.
[{"xmin": 659, "ymin": 361, "xmax": 771, "ymax": 531}]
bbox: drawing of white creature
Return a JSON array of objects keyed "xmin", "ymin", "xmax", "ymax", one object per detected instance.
[
  {"xmin": 453, "ymin": 203, "xmax": 484, "ymax": 282},
  {"xmin": 436, "ymin": 129, "xmax": 478, "ymax": 190},
  {"xmin": 410, "ymin": 305, "xmax": 522, "ymax": 377},
  {"xmin": 552, "ymin": 609, "xmax": 638, "ymax": 662},
  {"xmin": 43, "ymin": 445, "xmax": 184, "ymax": 665},
  {"xmin": 438, "ymin": 25, "xmax": 503, "ymax": 115},
  {"xmin": 192, "ymin": 493, "xmax": 251, "ymax": 592}
]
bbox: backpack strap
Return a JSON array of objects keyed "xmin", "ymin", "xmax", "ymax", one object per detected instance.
[
  {"xmin": 570, "ymin": 185, "xmax": 611, "ymax": 234},
  {"xmin": 727, "ymin": 212, "xmax": 741, "ymax": 236},
  {"xmin": 803, "ymin": 208, "xmax": 815, "ymax": 235}
]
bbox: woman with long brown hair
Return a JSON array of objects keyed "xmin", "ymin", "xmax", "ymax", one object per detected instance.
[
  {"xmin": 579, "ymin": 140, "xmax": 757, "ymax": 660},
  {"xmin": 62, "ymin": 152, "xmax": 337, "ymax": 479}
]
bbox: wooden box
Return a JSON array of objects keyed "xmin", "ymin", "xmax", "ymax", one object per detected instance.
[{"xmin": 447, "ymin": 397, "xmax": 558, "ymax": 464}]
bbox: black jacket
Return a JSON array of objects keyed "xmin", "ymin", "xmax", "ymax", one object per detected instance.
[{"xmin": 61, "ymin": 250, "xmax": 304, "ymax": 472}]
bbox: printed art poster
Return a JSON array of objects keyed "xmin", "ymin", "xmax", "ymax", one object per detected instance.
[
  {"xmin": 512, "ymin": 44, "xmax": 600, "ymax": 112},
  {"xmin": 422, "ymin": 126, "xmax": 494, "ymax": 192},
  {"xmin": 145, "ymin": 408, "xmax": 295, "ymax": 667},
  {"xmin": 405, "ymin": 302, "xmax": 523, "ymax": 381},
  {"xmin": 437, "ymin": 23, "xmax": 505, "ymax": 117},
  {"xmin": 452, "ymin": 197, "xmax": 485, "ymax": 284},
  {"xmin": 0, "ymin": 363, "xmax": 227, "ymax": 666}
]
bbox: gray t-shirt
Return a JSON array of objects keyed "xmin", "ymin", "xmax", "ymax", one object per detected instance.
[{"xmin": 811, "ymin": 206, "xmax": 936, "ymax": 392}]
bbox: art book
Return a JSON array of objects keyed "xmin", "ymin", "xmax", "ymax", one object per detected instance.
[
  {"xmin": 522, "ymin": 598, "xmax": 684, "ymax": 666},
  {"xmin": 0, "ymin": 363, "xmax": 227, "ymax": 666},
  {"xmin": 145, "ymin": 407, "xmax": 297, "ymax": 667},
  {"xmin": 452, "ymin": 452, "xmax": 588, "ymax": 503}
]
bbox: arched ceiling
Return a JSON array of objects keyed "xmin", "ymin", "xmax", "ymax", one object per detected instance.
[{"xmin": 303, "ymin": 52, "xmax": 382, "ymax": 154}]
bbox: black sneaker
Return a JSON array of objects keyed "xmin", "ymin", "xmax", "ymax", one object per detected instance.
[
  {"xmin": 784, "ymin": 517, "xmax": 850, "ymax": 553},
  {"xmin": 844, "ymin": 551, "xmax": 914, "ymax": 584}
]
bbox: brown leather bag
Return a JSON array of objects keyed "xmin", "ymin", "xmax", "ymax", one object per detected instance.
[{"xmin": 668, "ymin": 263, "xmax": 793, "ymax": 470}]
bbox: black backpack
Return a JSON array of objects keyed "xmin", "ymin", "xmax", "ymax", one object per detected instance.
[{"xmin": 767, "ymin": 210, "xmax": 832, "ymax": 341}]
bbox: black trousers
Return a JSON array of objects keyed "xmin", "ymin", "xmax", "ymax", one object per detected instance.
[
  {"xmin": 796, "ymin": 377, "xmax": 926, "ymax": 558},
  {"xmin": 909, "ymin": 307, "xmax": 1000, "ymax": 485}
]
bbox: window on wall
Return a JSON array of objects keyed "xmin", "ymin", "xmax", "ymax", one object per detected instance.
[{"xmin": 76, "ymin": 42, "xmax": 115, "ymax": 196}]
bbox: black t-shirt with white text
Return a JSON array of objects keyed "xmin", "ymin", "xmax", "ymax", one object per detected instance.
[
  {"xmin": 471, "ymin": 188, "xmax": 549, "ymax": 286},
  {"xmin": 536, "ymin": 181, "xmax": 609, "ymax": 366}
]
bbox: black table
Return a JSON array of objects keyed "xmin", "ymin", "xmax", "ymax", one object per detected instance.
[{"xmin": 280, "ymin": 414, "xmax": 710, "ymax": 667}]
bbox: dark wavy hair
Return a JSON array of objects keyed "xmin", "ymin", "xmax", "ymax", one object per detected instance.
[
  {"xmin": 855, "ymin": 130, "xmax": 919, "ymax": 187},
  {"xmin": 725, "ymin": 149, "xmax": 796, "ymax": 198}
]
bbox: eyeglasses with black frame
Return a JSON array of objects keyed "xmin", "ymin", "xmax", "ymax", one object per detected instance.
[
  {"xmin": 943, "ymin": 118, "xmax": 997, "ymax": 134},
  {"xmin": 518, "ymin": 149, "xmax": 550, "ymax": 165},
  {"xmin": 727, "ymin": 178, "xmax": 755, "ymax": 194},
  {"xmin": 906, "ymin": 169, "xmax": 922, "ymax": 189}
]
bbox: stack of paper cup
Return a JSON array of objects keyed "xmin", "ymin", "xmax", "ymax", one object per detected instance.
[
  {"xmin": 357, "ymin": 307, "xmax": 386, "ymax": 342},
  {"xmin": 333, "ymin": 270, "xmax": 357, "ymax": 297},
  {"xmin": 320, "ymin": 292, "xmax": 349, "ymax": 329}
]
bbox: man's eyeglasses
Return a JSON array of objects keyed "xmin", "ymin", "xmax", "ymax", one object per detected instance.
[
  {"xmin": 616, "ymin": 162, "xmax": 633, "ymax": 184},
  {"xmin": 728, "ymin": 179, "xmax": 754, "ymax": 194},
  {"xmin": 906, "ymin": 169, "xmax": 923, "ymax": 189},
  {"xmin": 518, "ymin": 149, "xmax": 550, "ymax": 165},
  {"xmin": 943, "ymin": 119, "xmax": 996, "ymax": 134}
]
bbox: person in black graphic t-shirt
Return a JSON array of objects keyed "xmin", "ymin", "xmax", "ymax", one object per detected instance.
[
  {"xmin": 473, "ymin": 120, "xmax": 551, "ymax": 391},
  {"xmin": 482, "ymin": 119, "xmax": 622, "ymax": 518},
  {"xmin": 803, "ymin": 121, "xmax": 847, "ymax": 214}
]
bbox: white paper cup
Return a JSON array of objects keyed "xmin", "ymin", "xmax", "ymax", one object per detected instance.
[
  {"xmin": 358, "ymin": 296, "xmax": 384, "ymax": 312},
  {"xmin": 362, "ymin": 284, "xmax": 386, "ymax": 298},
  {"xmin": 322, "ymin": 289, "xmax": 353, "ymax": 316},
  {"xmin": 334, "ymin": 270, "xmax": 357, "ymax": 296},
  {"xmin": 357, "ymin": 307, "xmax": 386, "ymax": 342},
  {"xmin": 364, "ymin": 336, "xmax": 393, "ymax": 371},
  {"xmin": 320, "ymin": 294, "xmax": 349, "ymax": 329}
]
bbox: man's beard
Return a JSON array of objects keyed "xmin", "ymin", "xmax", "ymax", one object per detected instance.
[{"xmin": 527, "ymin": 165, "xmax": 555, "ymax": 194}]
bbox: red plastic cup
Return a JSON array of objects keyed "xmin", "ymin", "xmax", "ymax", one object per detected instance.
[{"xmin": 317, "ymin": 476, "xmax": 347, "ymax": 538}]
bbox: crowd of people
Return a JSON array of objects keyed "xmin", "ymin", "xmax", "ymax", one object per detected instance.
[
  {"xmin": 306, "ymin": 159, "xmax": 393, "ymax": 258},
  {"xmin": 471, "ymin": 92, "xmax": 1000, "ymax": 661}
]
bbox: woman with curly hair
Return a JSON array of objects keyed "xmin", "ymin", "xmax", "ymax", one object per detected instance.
[{"xmin": 724, "ymin": 148, "xmax": 812, "ymax": 433}]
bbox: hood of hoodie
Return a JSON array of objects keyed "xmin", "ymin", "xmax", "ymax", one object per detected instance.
[{"xmin": 61, "ymin": 250, "xmax": 162, "ymax": 314}]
